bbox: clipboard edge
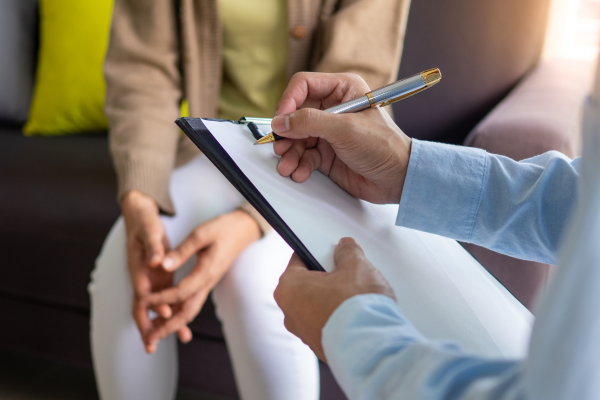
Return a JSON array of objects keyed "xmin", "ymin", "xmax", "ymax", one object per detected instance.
[{"xmin": 176, "ymin": 117, "xmax": 325, "ymax": 272}]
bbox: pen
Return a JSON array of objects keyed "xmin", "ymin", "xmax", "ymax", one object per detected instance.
[{"xmin": 254, "ymin": 68, "xmax": 442, "ymax": 145}]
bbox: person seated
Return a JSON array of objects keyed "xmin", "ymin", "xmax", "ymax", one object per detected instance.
[
  {"xmin": 87, "ymin": 1, "xmax": 407, "ymax": 399},
  {"xmin": 271, "ymin": 72, "xmax": 596, "ymax": 399}
]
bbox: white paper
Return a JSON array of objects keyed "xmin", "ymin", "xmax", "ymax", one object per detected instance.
[{"xmin": 204, "ymin": 120, "xmax": 534, "ymax": 359}]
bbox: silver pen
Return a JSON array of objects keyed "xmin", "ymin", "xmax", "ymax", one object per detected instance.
[{"xmin": 255, "ymin": 68, "xmax": 442, "ymax": 145}]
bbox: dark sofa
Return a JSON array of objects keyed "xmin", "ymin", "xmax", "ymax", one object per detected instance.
[{"xmin": 2, "ymin": 0, "xmax": 590, "ymax": 398}]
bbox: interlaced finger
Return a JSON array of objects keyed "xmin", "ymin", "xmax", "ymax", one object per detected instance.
[
  {"xmin": 162, "ymin": 225, "xmax": 212, "ymax": 272},
  {"xmin": 146, "ymin": 291, "xmax": 207, "ymax": 345},
  {"xmin": 144, "ymin": 250, "xmax": 213, "ymax": 306}
]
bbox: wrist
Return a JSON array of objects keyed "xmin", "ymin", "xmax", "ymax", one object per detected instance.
[
  {"xmin": 121, "ymin": 191, "xmax": 161, "ymax": 232},
  {"xmin": 388, "ymin": 135, "xmax": 412, "ymax": 204},
  {"xmin": 122, "ymin": 190, "xmax": 159, "ymax": 214},
  {"xmin": 229, "ymin": 210, "xmax": 262, "ymax": 243}
]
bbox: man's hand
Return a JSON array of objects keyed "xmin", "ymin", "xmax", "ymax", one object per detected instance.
[
  {"xmin": 122, "ymin": 190, "xmax": 189, "ymax": 354},
  {"xmin": 274, "ymin": 238, "xmax": 396, "ymax": 361},
  {"xmin": 272, "ymin": 72, "xmax": 412, "ymax": 205},
  {"xmin": 141, "ymin": 210, "xmax": 261, "ymax": 349}
]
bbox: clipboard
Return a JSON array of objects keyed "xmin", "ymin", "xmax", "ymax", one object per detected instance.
[
  {"xmin": 176, "ymin": 117, "xmax": 324, "ymax": 271},
  {"xmin": 175, "ymin": 117, "xmax": 534, "ymax": 358}
]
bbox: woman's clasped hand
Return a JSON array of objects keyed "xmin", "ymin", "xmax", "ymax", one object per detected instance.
[{"xmin": 121, "ymin": 190, "xmax": 260, "ymax": 354}]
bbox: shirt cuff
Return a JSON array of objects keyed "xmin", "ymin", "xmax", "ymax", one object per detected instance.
[
  {"xmin": 322, "ymin": 294, "xmax": 425, "ymax": 396},
  {"xmin": 396, "ymin": 139, "xmax": 488, "ymax": 242}
]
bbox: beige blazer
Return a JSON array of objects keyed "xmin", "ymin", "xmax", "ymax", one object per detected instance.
[{"xmin": 104, "ymin": 0, "xmax": 410, "ymax": 231}]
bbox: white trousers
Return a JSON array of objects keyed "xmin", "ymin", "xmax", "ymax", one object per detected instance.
[{"xmin": 89, "ymin": 155, "xmax": 320, "ymax": 400}]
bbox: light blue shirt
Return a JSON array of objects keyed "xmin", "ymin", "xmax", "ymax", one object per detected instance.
[{"xmin": 322, "ymin": 132, "xmax": 600, "ymax": 399}]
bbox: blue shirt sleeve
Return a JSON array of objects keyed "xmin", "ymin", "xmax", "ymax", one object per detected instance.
[
  {"xmin": 322, "ymin": 134, "xmax": 600, "ymax": 400},
  {"xmin": 322, "ymin": 129, "xmax": 600, "ymax": 400},
  {"xmin": 397, "ymin": 139, "xmax": 580, "ymax": 265},
  {"xmin": 322, "ymin": 294, "xmax": 526, "ymax": 400}
]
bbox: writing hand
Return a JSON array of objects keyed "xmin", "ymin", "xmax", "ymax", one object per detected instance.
[
  {"xmin": 272, "ymin": 72, "xmax": 412, "ymax": 205},
  {"xmin": 274, "ymin": 237, "xmax": 396, "ymax": 361}
]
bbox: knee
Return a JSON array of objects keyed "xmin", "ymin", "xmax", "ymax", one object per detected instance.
[
  {"xmin": 213, "ymin": 232, "xmax": 292, "ymax": 310},
  {"xmin": 89, "ymin": 218, "xmax": 128, "ymax": 298}
]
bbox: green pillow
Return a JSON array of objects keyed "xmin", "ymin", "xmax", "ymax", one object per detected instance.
[{"xmin": 23, "ymin": 0, "xmax": 113, "ymax": 136}]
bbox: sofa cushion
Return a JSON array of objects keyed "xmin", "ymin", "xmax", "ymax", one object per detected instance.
[
  {"xmin": 0, "ymin": 127, "xmax": 225, "ymax": 340},
  {"xmin": 0, "ymin": 128, "xmax": 119, "ymax": 310},
  {"xmin": 0, "ymin": 0, "xmax": 38, "ymax": 124},
  {"xmin": 23, "ymin": 0, "xmax": 112, "ymax": 135}
]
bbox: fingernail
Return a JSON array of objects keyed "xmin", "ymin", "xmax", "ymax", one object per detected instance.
[
  {"xmin": 272, "ymin": 115, "xmax": 290, "ymax": 133},
  {"xmin": 339, "ymin": 237, "xmax": 356, "ymax": 246},
  {"xmin": 162, "ymin": 257, "xmax": 174, "ymax": 270}
]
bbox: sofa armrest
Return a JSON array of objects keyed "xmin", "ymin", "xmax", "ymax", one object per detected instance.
[
  {"xmin": 464, "ymin": 58, "xmax": 595, "ymax": 160},
  {"xmin": 461, "ymin": 59, "xmax": 595, "ymax": 310}
]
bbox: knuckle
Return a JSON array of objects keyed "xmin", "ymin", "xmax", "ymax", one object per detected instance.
[
  {"xmin": 273, "ymin": 287, "xmax": 282, "ymax": 304},
  {"xmin": 293, "ymin": 108, "xmax": 316, "ymax": 129},
  {"xmin": 156, "ymin": 330, "xmax": 167, "ymax": 340},
  {"xmin": 191, "ymin": 228, "xmax": 204, "ymax": 244},
  {"xmin": 341, "ymin": 73, "xmax": 370, "ymax": 94},
  {"xmin": 293, "ymin": 71, "xmax": 310, "ymax": 81},
  {"xmin": 146, "ymin": 233, "xmax": 163, "ymax": 248},
  {"xmin": 175, "ymin": 292, "xmax": 186, "ymax": 303},
  {"xmin": 126, "ymin": 240, "xmax": 137, "ymax": 252},
  {"xmin": 343, "ymin": 72, "xmax": 361, "ymax": 81},
  {"xmin": 344, "ymin": 72, "xmax": 368, "ymax": 86},
  {"xmin": 178, "ymin": 313, "xmax": 190, "ymax": 325},
  {"xmin": 283, "ymin": 317, "xmax": 296, "ymax": 335}
]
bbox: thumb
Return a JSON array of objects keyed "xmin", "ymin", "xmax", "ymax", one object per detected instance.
[
  {"xmin": 161, "ymin": 227, "xmax": 211, "ymax": 272},
  {"xmin": 276, "ymin": 253, "xmax": 315, "ymax": 296},
  {"xmin": 274, "ymin": 252, "xmax": 314, "ymax": 308},
  {"xmin": 271, "ymin": 108, "xmax": 353, "ymax": 145},
  {"xmin": 333, "ymin": 237, "xmax": 366, "ymax": 269},
  {"xmin": 285, "ymin": 252, "xmax": 311, "ymax": 273}
]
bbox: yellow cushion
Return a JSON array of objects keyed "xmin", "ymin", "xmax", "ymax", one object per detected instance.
[{"xmin": 23, "ymin": 0, "xmax": 113, "ymax": 136}]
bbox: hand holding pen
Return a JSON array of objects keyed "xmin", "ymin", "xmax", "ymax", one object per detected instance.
[
  {"xmin": 255, "ymin": 68, "xmax": 441, "ymax": 145},
  {"xmin": 270, "ymin": 72, "xmax": 416, "ymax": 205}
]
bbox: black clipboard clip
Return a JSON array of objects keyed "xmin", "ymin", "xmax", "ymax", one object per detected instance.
[
  {"xmin": 238, "ymin": 117, "xmax": 272, "ymax": 140},
  {"xmin": 202, "ymin": 117, "xmax": 272, "ymax": 140}
]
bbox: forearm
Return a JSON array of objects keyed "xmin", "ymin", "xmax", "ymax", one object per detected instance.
[
  {"xmin": 396, "ymin": 139, "xmax": 580, "ymax": 264},
  {"xmin": 322, "ymin": 294, "xmax": 524, "ymax": 400},
  {"xmin": 105, "ymin": 0, "xmax": 183, "ymax": 214}
]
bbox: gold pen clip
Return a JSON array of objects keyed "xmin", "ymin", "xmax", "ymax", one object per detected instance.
[
  {"xmin": 421, "ymin": 68, "xmax": 442, "ymax": 86},
  {"xmin": 378, "ymin": 68, "xmax": 442, "ymax": 108}
]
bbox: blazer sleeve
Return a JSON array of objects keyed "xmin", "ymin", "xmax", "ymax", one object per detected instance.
[
  {"xmin": 104, "ymin": 0, "xmax": 182, "ymax": 215},
  {"xmin": 312, "ymin": 0, "xmax": 411, "ymax": 90}
]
